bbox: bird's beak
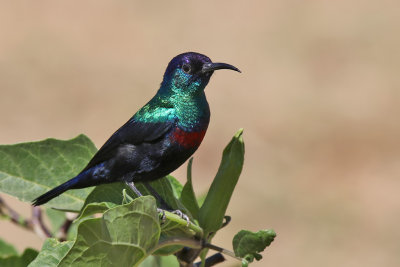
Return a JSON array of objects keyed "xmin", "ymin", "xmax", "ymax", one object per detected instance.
[{"xmin": 202, "ymin": 62, "xmax": 241, "ymax": 73}]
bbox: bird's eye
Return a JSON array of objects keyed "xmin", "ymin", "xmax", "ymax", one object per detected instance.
[{"xmin": 182, "ymin": 64, "xmax": 191, "ymax": 74}]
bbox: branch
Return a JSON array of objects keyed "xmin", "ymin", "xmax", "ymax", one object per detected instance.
[
  {"xmin": 0, "ymin": 195, "xmax": 52, "ymax": 239},
  {"xmin": 31, "ymin": 206, "xmax": 52, "ymax": 238},
  {"xmin": 194, "ymin": 253, "xmax": 225, "ymax": 267},
  {"xmin": 204, "ymin": 243, "xmax": 242, "ymax": 261},
  {"xmin": 161, "ymin": 210, "xmax": 204, "ymax": 238},
  {"xmin": 56, "ymin": 212, "xmax": 76, "ymax": 241},
  {"xmin": 0, "ymin": 195, "xmax": 33, "ymax": 230}
]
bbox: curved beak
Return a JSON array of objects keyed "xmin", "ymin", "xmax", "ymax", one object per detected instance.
[{"xmin": 202, "ymin": 62, "xmax": 241, "ymax": 73}]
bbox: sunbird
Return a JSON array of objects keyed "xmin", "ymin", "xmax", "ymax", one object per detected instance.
[{"xmin": 33, "ymin": 52, "xmax": 240, "ymax": 206}]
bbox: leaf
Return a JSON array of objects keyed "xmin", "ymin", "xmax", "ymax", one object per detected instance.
[
  {"xmin": 139, "ymin": 255, "xmax": 179, "ymax": 267},
  {"xmin": 152, "ymin": 244, "xmax": 183, "ymax": 256},
  {"xmin": 78, "ymin": 175, "xmax": 185, "ymax": 220},
  {"xmin": 198, "ymin": 129, "xmax": 245, "ymax": 234},
  {"xmin": 0, "ymin": 135, "xmax": 97, "ymax": 211},
  {"xmin": 82, "ymin": 183, "xmax": 131, "ymax": 207},
  {"xmin": 59, "ymin": 196, "xmax": 161, "ymax": 267},
  {"xmin": 148, "ymin": 177, "xmax": 191, "ymax": 218},
  {"xmin": 180, "ymin": 158, "xmax": 200, "ymax": 219},
  {"xmin": 232, "ymin": 229, "xmax": 276, "ymax": 264},
  {"xmin": 28, "ymin": 238, "xmax": 73, "ymax": 267},
  {"xmin": 0, "ymin": 239, "xmax": 18, "ymax": 258},
  {"xmin": 196, "ymin": 192, "xmax": 207, "ymax": 208},
  {"xmin": 166, "ymin": 176, "xmax": 183, "ymax": 199},
  {"xmin": 45, "ymin": 208, "xmax": 66, "ymax": 234},
  {"xmin": 0, "ymin": 248, "xmax": 38, "ymax": 267},
  {"xmin": 77, "ymin": 183, "xmax": 133, "ymax": 220},
  {"xmin": 160, "ymin": 214, "xmax": 199, "ymax": 240},
  {"xmin": 154, "ymin": 216, "xmax": 198, "ymax": 256}
]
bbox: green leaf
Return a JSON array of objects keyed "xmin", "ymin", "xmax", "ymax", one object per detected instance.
[
  {"xmin": 196, "ymin": 192, "xmax": 207, "ymax": 208},
  {"xmin": 81, "ymin": 175, "xmax": 190, "ymax": 218},
  {"xmin": 152, "ymin": 245, "xmax": 183, "ymax": 256},
  {"xmin": 78, "ymin": 176, "xmax": 185, "ymax": 220},
  {"xmin": 28, "ymin": 238, "xmax": 73, "ymax": 267},
  {"xmin": 160, "ymin": 213, "xmax": 199, "ymax": 240},
  {"xmin": 0, "ymin": 248, "xmax": 38, "ymax": 267},
  {"xmin": 180, "ymin": 158, "xmax": 200, "ymax": 219},
  {"xmin": 83, "ymin": 183, "xmax": 131, "ymax": 207},
  {"xmin": 154, "ymin": 214, "xmax": 200, "ymax": 256},
  {"xmin": 45, "ymin": 208, "xmax": 66, "ymax": 234},
  {"xmin": 77, "ymin": 183, "xmax": 133, "ymax": 220},
  {"xmin": 232, "ymin": 229, "xmax": 276, "ymax": 263},
  {"xmin": 59, "ymin": 196, "xmax": 161, "ymax": 267},
  {"xmin": 0, "ymin": 135, "xmax": 97, "ymax": 211},
  {"xmin": 166, "ymin": 176, "xmax": 183, "ymax": 199},
  {"xmin": 139, "ymin": 255, "xmax": 179, "ymax": 267},
  {"xmin": 199, "ymin": 129, "xmax": 245, "ymax": 234},
  {"xmin": 147, "ymin": 177, "xmax": 191, "ymax": 219},
  {"xmin": 0, "ymin": 239, "xmax": 18, "ymax": 258}
]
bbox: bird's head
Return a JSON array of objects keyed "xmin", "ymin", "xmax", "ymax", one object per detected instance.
[{"xmin": 159, "ymin": 52, "xmax": 240, "ymax": 98}]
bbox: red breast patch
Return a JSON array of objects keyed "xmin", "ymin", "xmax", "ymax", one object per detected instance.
[{"xmin": 171, "ymin": 127, "xmax": 206, "ymax": 148}]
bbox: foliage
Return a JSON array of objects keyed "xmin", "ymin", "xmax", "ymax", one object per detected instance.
[
  {"xmin": 28, "ymin": 239, "xmax": 73, "ymax": 267},
  {"xmin": 0, "ymin": 239, "xmax": 38, "ymax": 267},
  {"xmin": 0, "ymin": 129, "xmax": 275, "ymax": 266},
  {"xmin": 233, "ymin": 229, "xmax": 276, "ymax": 266},
  {"xmin": 0, "ymin": 135, "xmax": 96, "ymax": 211}
]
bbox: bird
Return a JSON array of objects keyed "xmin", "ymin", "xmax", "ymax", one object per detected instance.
[{"xmin": 32, "ymin": 52, "xmax": 240, "ymax": 206}]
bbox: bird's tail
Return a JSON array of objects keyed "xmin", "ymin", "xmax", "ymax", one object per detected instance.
[{"xmin": 32, "ymin": 172, "xmax": 87, "ymax": 206}]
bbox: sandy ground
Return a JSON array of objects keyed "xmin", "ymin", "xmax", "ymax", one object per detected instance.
[{"xmin": 0, "ymin": 1, "xmax": 399, "ymax": 266}]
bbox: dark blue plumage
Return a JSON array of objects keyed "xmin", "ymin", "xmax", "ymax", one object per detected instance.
[{"xmin": 32, "ymin": 52, "xmax": 240, "ymax": 206}]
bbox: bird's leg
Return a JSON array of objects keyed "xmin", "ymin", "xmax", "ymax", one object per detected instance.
[
  {"xmin": 144, "ymin": 182, "xmax": 190, "ymax": 226},
  {"xmin": 126, "ymin": 182, "xmax": 143, "ymax": 197},
  {"xmin": 143, "ymin": 182, "xmax": 170, "ymax": 209},
  {"xmin": 143, "ymin": 183, "xmax": 168, "ymax": 223},
  {"xmin": 171, "ymin": 210, "xmax": 190, "ymax": 226}
]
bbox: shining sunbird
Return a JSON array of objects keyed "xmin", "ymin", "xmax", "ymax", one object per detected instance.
[{"xmin": 32, "ymin": 52, "xmax": 240, "ymax": 206}]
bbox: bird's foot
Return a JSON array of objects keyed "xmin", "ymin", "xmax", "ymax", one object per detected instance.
[
  {"xmin": 157, "ymin": 208, "xmax": 166, "ymax": 224},
  {"xmin": 156, "ymin": 208, "xmax": 191, "ymax": 226},
  {"xmin": 172, "ymin": 210, "xmax": 190, "ymax": 226}
]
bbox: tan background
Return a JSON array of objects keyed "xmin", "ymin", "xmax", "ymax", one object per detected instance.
[{"xmin": 1, "ymin": 1, "xmax": 399, "ymax": 266}]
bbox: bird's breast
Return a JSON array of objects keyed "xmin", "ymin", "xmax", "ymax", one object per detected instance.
[{"xmin": 170, "ymin": 127, "xmax": 207, "ymax": 149}]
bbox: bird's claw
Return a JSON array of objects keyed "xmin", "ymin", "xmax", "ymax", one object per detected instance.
[
  {"xmin": 172, "ymin": 210, "xmax": 190, "ymax": 226},
  {"xmin": 156, "ymin": 208, "xmax": 191, "ymax": 226},
  {"xmin": 157, "ymin": 208, "xmax": 166, "ymax": 224}
]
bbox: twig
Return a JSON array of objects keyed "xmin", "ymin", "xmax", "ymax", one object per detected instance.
[
  {"xmin": 161, "ymin": 210, "xmax": 204, "ymax": 238},
  {"xmin": 194, "ymin": 253, "xmax": 225, "ymax": 267},
  {"xmin": 31, "ymin": 206, "xmax": 52, "ymax": 239},
  {"xmin": 176, "ymin": 247, "xmax": 202, "ymax": 267},
  {"xmin": 204, "ymin": 243, "xmax": 242, "ymax": 261},
  {"xmin": 174, "ymin": 239, "xmax": 241, "ymax": 266},
  {"xmin": 0, "ymin": 195, "xmax": 33, "ymax": 230},
  {"xmin": 0, "ymin": 195, "xmax": 53, "ymax": 239},
  {"xmin": 57, "ymin": 212, "xmax": 76, "ymax": 241}
]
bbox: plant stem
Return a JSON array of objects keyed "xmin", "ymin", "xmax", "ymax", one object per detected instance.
[
  {"xmin": 162, "ymin": 210, "xmax": 204, "ymax": 238},
  {"xmin": 204, "ymin": 243, "xmax": 242, "ymax": 261},
  {"xmin": 0, "ymin": 195, "xmax": 52, "ymax": 239},
  {"xmin": 194, "ymin": 253, "xmax": 225, "ymax": 267},
  {"xmin": 0, "ymin": 195, "xmax": 33, "ymax": 230},
  {"xmin": 32, "ymin": 206, "xmax": 52, "ymax": 238}
]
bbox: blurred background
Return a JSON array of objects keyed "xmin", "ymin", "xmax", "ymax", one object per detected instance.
[{"xmin": 0, "ymin": 1, "xmax": 399, "ymax": 266}]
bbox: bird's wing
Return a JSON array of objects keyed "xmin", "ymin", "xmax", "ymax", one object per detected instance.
[{"xmin": 81, "ymin": 117, "xmax": 176, "ymax": 172}]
